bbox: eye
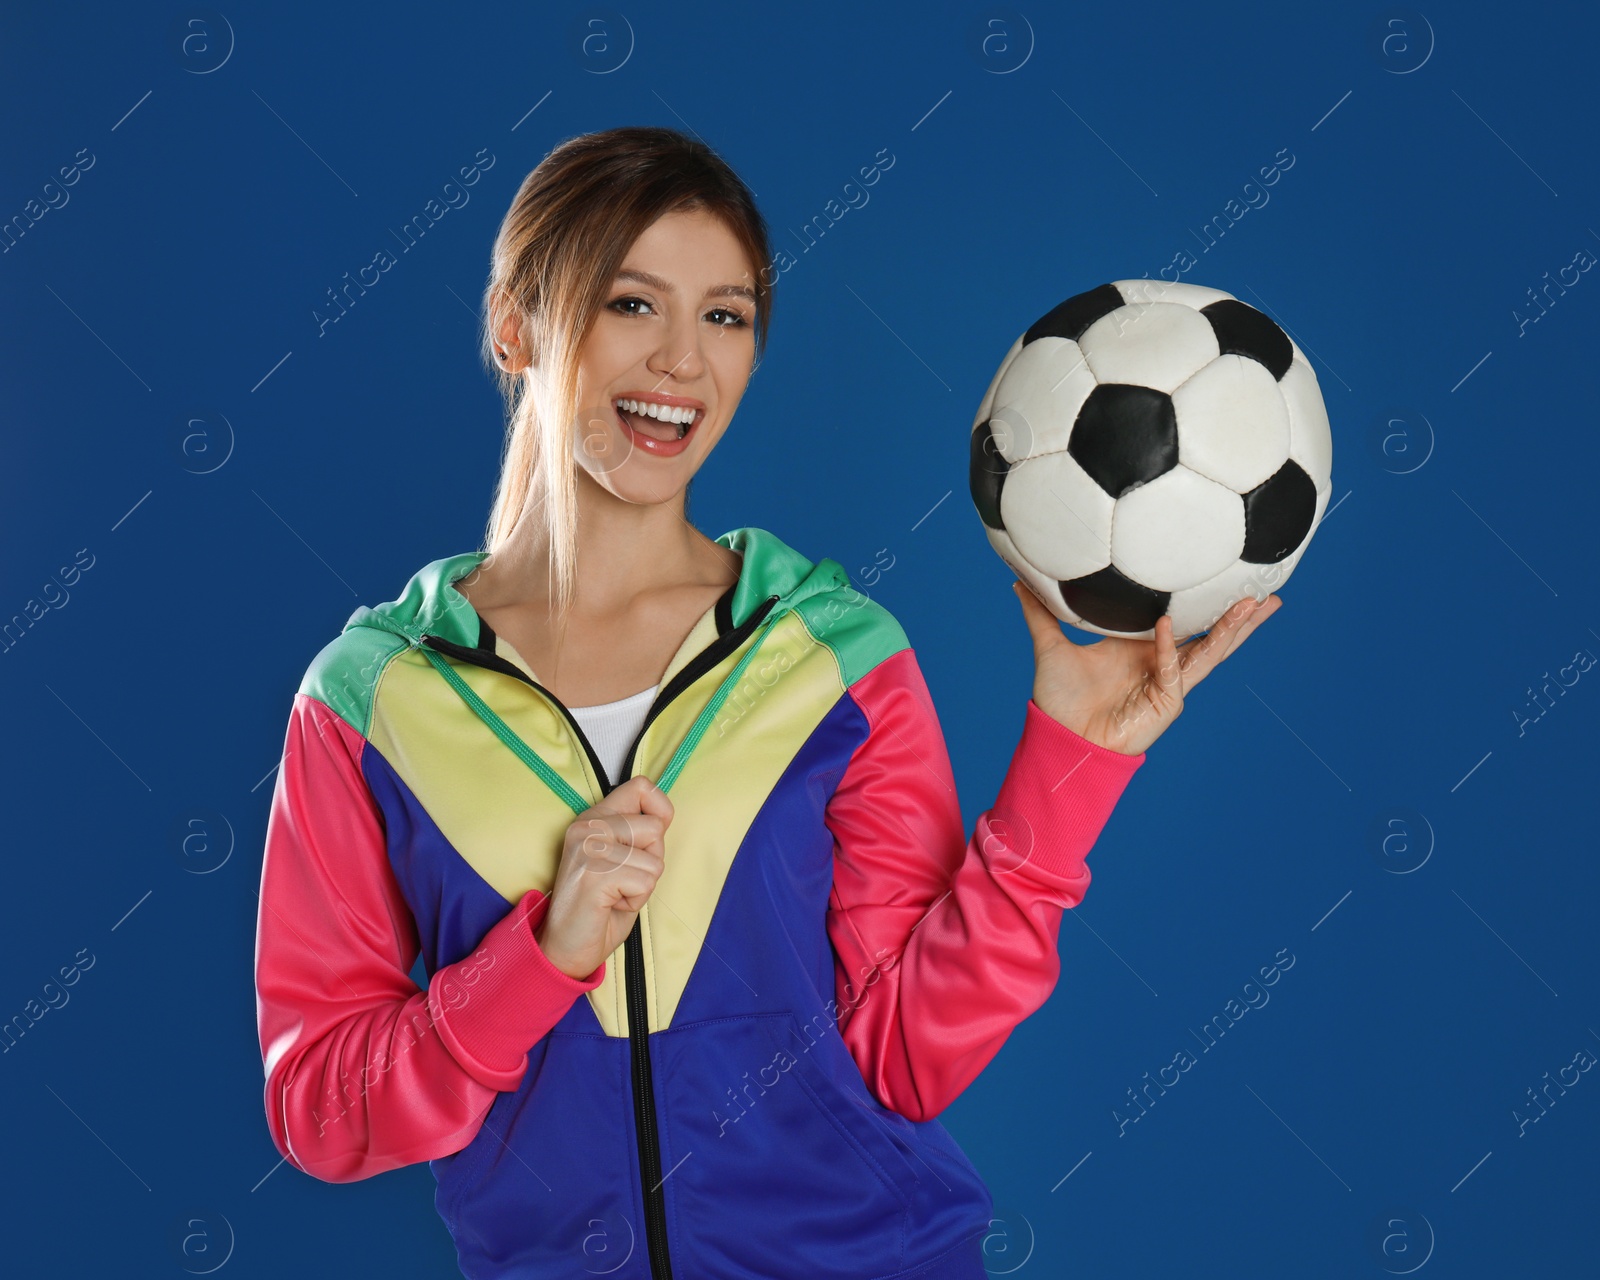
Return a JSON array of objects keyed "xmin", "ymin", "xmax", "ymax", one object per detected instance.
[{"xmin": 609, "ymin": 295, "xmax": 751, "ymax": 329}]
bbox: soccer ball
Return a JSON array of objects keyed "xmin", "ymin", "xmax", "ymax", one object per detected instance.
[{"xmin": 968, "ymin": 279, "xmax": 1333, "ymax": 640}]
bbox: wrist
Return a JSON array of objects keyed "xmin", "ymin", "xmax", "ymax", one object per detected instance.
[{"xmin": 531, "ymin": 913, "xmax": 582, "ymax": 982}]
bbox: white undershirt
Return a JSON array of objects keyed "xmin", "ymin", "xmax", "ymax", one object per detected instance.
[{"xmin": 567, "ymin": 686, "xmax": 658, "ymax": 785}]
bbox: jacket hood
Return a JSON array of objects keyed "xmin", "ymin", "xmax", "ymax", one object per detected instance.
[{"xmin": 341, "ymin": 526, "xmax": 851, "ymax": 653}]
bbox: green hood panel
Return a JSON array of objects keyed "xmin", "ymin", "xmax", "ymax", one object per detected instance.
[{"xmin": 300, "ymin": 527, "xmax": 908, "ymax": 739}]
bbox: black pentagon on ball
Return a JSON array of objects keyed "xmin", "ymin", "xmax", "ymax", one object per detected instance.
[
  {"xmin": 969, "ymin": 418, "xmax": 1009, "ymax": 530},
  {"xmin": 1068, "ymin": 384, "xmax": 1179, "ymax": 499},
  {"xmin": 1024, "ymin": 283, "xmax": 1124, "ymax": 344},
  {"xmin": 1060, "ymin": 565, "xmax": 1170, "ymax": 633},
  {"xmin": 1200, "ymin": 299, "xmax": 1294, "ymax": 380},
  {"xmin": 1241, "ymin": 460, "xmax": 1317, "ymax": 563}
]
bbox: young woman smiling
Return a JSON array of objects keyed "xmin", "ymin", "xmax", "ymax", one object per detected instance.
[{"xmin": 254, "ymin": 126, "xmax": 1279, "ymax": 1280}]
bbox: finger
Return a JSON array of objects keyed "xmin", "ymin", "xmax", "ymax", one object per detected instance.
[
  {"xmin": 630, "ymin": 774, "xmax": 675, "ymax": 824},
  {"xmin": 1153, "ymin": 614, "xmax": 1182, "ymax": 696},
  {"xmin": 593, "ymin": 773, "xmax": 674, "ymax": 822},
  {"xmin": 576, "ymin": 813, "xmax": 665, "ymax": 858},
  {"xmin": 610, "ymin": 813, "xmax": 666, "ymax": 851},
  {"xmin": 1011, "ymin": 580, "xmax": 1060, "ymax": 652},
  {"xmin": 1219, "ymin": 595, "xmax": 1281, "ymax": 661},
  {"xmin": 1176, "ymin": 598, "xmax": 1255, "ymax": 689}
]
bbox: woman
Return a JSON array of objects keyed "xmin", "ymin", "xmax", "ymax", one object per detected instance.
[{"xmin": 255, "ymin": 126, "xmax": 1279, "ymax": 1279}]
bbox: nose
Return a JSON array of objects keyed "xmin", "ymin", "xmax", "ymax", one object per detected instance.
[{"xmin": 645, "ymin": 308, "xmax": 706, "ymax": 385}]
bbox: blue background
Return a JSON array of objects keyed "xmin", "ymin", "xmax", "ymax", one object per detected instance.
[{"xmin": 3, "ymin": 1, "xmax": 1595, "ymax": 1275}]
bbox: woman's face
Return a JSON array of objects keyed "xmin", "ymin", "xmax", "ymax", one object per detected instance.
[{"xmin": 570, "ymin": 206, "xmax": 759, "ymax": 505}]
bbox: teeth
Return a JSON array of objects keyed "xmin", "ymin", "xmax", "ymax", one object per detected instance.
[{"xmin": 616, "ymin": 398, "xmax": 698, "ymax": 426}]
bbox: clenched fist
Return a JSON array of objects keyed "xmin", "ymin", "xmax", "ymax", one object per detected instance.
[{"xmin": 533, "ymin": 775, "xmax": 674, "ymax": 981}]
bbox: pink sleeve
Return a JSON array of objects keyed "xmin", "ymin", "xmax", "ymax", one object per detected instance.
[
  {"xmin": 254, "ymin": 692, "xmax": 606, "ymax": 1183},
  {"xmin": 824, "ymin": 648, "xmax": 1144, "ymax": 1122}
]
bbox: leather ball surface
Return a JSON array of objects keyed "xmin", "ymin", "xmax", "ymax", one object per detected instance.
[{"xmin": 969, "ymin": 279, "xmax": 1333, "ymax": 640}]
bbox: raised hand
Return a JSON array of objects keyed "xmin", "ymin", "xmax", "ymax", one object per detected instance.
[{"xmin": 1011, "ymin": 580, "xmax": 1283, "ymax": 755}]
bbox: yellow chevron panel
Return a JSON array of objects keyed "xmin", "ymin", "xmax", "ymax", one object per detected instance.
[
  {"xmin": 629, "ymin": 609, "xmax": 847, "ymax": 1032},
  {"xmin": 368, "ymin": 649, "xmax": 604, "ymax": 903},
  {"xmin": 369, "ymin": 609, "xmax": 846, "ymax": 1041}
]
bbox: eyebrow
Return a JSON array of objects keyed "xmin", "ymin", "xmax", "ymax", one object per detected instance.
[{"xmin": 615, "ymin": 268, "xmax": 756, "ymax": 304}]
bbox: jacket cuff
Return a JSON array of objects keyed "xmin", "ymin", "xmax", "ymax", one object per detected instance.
[
  {"xmin": 984, "ymin": 699, "xmax": 1145, "ymax": 891},
  {"xmin": 431, "ymin": 890, "xmax": 606, "ymax": 1091}
]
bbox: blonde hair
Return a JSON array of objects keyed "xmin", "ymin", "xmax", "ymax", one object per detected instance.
[{"xmin": 479, "ymin": 126, "xmax": 773, "ymax": 625}]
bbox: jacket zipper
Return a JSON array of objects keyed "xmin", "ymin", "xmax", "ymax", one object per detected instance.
[{"xmin": 421, "ymin": 591, "xmax": 781, "ymax": 1280}]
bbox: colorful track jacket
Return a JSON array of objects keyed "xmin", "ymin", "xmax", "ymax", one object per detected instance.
[{"xmin": 255, "ymin": 526, "xmax": 1144, "ymax": 1279}]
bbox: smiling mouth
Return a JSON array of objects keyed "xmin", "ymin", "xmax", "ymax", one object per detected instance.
[{"xmin": 614, "ymin": 400, "xmax": 700, "ymax": 442}]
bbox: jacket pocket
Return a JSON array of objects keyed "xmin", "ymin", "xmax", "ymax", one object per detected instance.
[
  {"xmin": 431, "ymin": 1033, "xmax": 639, "ymax": 1276},
  {"xmin": 655, "ymin": 1011, "xmax": 915, "ymax": 1276},
  {"xmin": 430, "ymin": 1082, "xmax": 512, "ymax": 1228}
]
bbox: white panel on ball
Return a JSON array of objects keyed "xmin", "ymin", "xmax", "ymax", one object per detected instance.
[
  {"xmin": 991, "ymin": 337, "xmax": 1098, "ymax": 461},
  {"xmin": 987, "ymin": 526, "xmax": 1085, "ymax": 627},
  {"xmin": 1001, "ymin": 452, "xmax": 1115, "ymax": 581},
  {"xmin": 1110, "ymin": 278, "xmax": 1234, "ymax": 311},
  {"xmin": 1280, "ymin": 360, "xmax": 1333, "ymax": 488},
  {"xmin": 1077, "ymin": 303, "xmax": 1221, "ymax": 393},
  {"xmin": 1172, "ymin": 355, "xmax": 1291, "ymax": 492},
  {"xmin": 968, "ymin": 278, "xmax": 1333, "ymax": 642},
  {"xmin": 1167, "ymin": 478, "xmax": 1330, "ymax": 638},
  {"xmin": 1110, "ymin": 466, "xmax": 1245, "ymax": 592}
]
